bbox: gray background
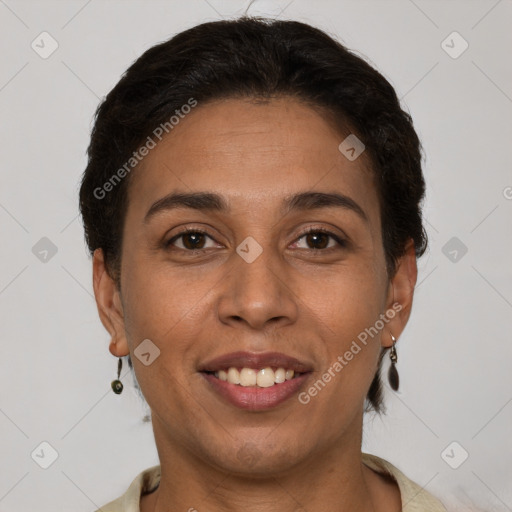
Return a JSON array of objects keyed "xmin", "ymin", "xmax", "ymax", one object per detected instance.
[{"xmin": 1, "ymin": 0, "xmax": 511, "ymax": 510}]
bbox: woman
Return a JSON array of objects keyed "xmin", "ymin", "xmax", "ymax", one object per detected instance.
[{"xmin": 79, "ymin": 16, "xmax": 447, "ymax": 512}]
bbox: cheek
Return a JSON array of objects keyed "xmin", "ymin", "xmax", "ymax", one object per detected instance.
[
  {"xmin": 317, "ymin": 259, "xmax": 386, "ymax": 332},
  {"xmin": 119, "ymin": 260, "xmax": 209, "ymax": 414},
  {"xmin": 309, "ymin": 263, "xmax": 386, "ymax": 394},
  {"xmin": 120, "ymin": 255, "xmax": 216, "ymax": 386},
  {"xmin": 121, "ymin": 253, "xmax": 198, "ymax": 337}
]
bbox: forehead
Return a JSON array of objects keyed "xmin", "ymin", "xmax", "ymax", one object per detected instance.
[{"xmin": 126, "ymin": 96, "xmax": 379, "ymax": 226}]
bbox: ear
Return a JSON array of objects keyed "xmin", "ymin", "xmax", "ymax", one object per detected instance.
[
  {"xmin": 92, "ymin": 248, "xmax": 129, "ymax": 357},
  {"xmin": 382, "ymin": 238, "xmax": 418, "ymax": 348}
]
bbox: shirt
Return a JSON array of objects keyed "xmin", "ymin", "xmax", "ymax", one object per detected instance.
[{"xmin": 96, "ymin": 452, "xmax": 447, "ymax": 511}]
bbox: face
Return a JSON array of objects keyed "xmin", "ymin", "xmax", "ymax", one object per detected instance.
[{"xmin": 93, "ymin": 96, "xmax": 416, "ymax": 475}]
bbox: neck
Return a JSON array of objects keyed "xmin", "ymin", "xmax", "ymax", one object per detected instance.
[{"xmin": 141, "ymin": 414, "xmax": 390, "ymax": 512}]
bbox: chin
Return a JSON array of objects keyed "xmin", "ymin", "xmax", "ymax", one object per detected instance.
[{"xmin": 206, "ymin": 441, "xmax": 310, "ymax": 477}]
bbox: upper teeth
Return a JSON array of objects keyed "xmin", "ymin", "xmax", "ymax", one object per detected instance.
[{"xmin": 214, "ymin": 367, "xmax": 296, "ymax": 387}]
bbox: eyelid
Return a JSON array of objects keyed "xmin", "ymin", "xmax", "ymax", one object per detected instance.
[
  {"xmin": 293, "ymin": 225, "xmax": 348, "ymax": 249},
  {"xmin": 295, "ymin": 224, "xmax": 347, "ymax": 240},
  {"xmin": 166, "ymin": 226, "xmax": 218, "ymax": 248},
  {"xmin": 165, "ymin": 224, "xmax": 348, "ymax": 251}
]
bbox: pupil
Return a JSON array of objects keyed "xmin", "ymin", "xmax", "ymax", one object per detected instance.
[
  {"xmin": 181, "ymin": 232, "xmax": 329, "ymax": 250},
  {"xmin": 184, "ymin": 233, "xmax": 204, "ymax": 250},
  {"xmin": 307, "ymin": 232, "xmax": 328, "ymax": 249}
]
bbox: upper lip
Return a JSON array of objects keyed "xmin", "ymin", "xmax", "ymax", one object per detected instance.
[{"xmin": 198, "ymin": 351, "xmax": 314, "ymax": 373}]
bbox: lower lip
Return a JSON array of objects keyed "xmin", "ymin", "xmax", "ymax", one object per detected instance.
[{"xmin": 201, "ymin": 372, "xmax": 311, "ymax": 411}]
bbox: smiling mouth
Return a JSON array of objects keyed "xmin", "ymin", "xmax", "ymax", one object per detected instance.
[{"xmin": 203, "ymin": 367, "xmax": 305, "ymax": 388}]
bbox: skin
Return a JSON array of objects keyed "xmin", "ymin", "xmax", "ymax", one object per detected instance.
[{"xmin": 93, "ymin": 96, "xmax": 417, "ymax": 512}]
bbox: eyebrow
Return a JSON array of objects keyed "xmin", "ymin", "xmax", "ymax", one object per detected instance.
[{"xmin": 143, "ymin": 191, "xmax": 369, "ymax": 224}]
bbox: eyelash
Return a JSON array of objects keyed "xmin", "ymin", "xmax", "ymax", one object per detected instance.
[{"xmin": 165, "ymin": 226, "xmax": 347, "ymax": 252}]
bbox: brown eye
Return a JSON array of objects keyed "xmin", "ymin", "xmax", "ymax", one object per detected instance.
[
  {"xmin": 305, "ymin": 232, "xmax": 330, "ymax": 249},
  {"xmin": 294, "ymin": 228, "xmax": 346, "ymax": 251},
  {"xmin": 166, "ymin": 230, "xmax": 216, "ymax": 251},
  {"xmin": 181, "ymin": 232, "xmax": 206, "ymax": 250}
]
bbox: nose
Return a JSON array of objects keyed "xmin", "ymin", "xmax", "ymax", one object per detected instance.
[{"xmin": 217, "ymin": 244, "xmax": 299, "ymax": 331}]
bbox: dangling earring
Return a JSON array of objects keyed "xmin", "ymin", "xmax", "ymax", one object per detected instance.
[
  {"xmin": 111, "ymin": 357, "xmax": 124, "ymax": 394},
  {"xmin": 387, "ymin": 333, "xmax": 399, "ymax": 391}
]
